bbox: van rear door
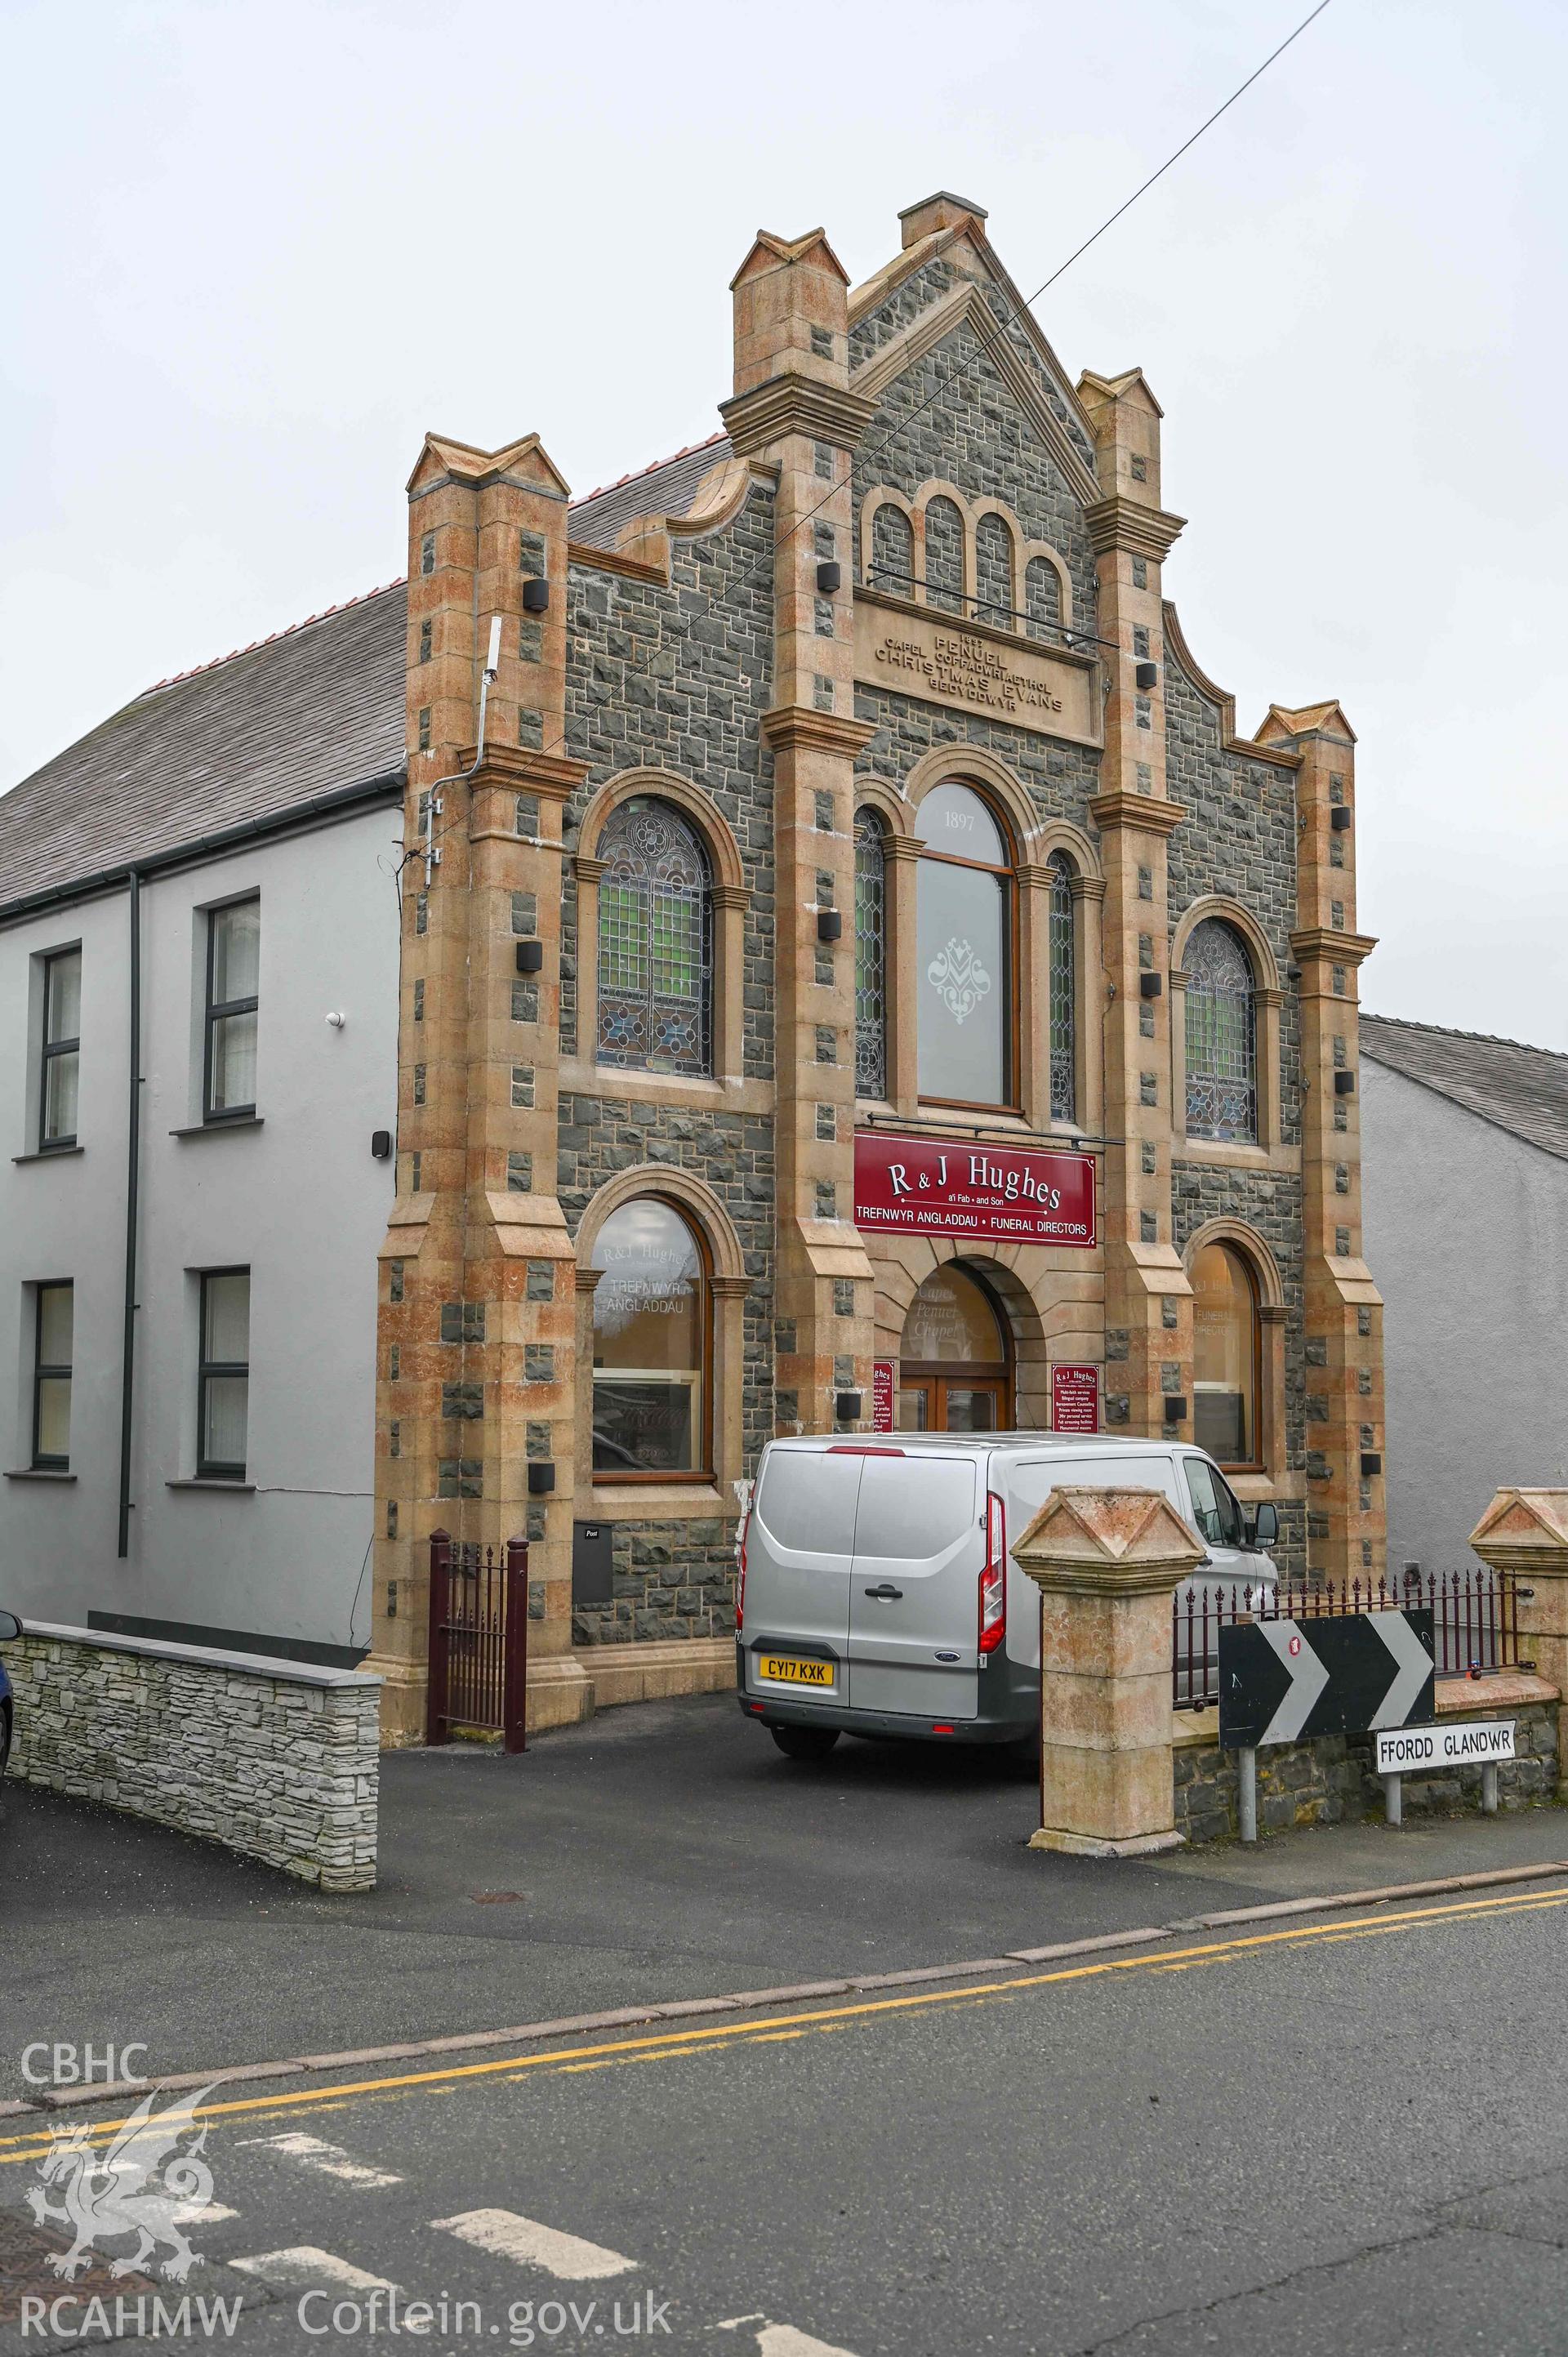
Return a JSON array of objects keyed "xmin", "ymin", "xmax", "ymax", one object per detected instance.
[
  {"xmin": 743, "ymin": 1444, "xmax": 862, "ymax": 1705},
  {"xmin": 847, "ymin": 1450, "xmax": 982, "ymax": 1721},
  {"xmin": 1000, "ymin": 1453, "xmax": 1187, "ymax": 1669}
]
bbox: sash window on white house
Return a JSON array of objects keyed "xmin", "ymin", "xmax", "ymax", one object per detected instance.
[
  {"xmin": 39, "ymin": 948, "xmax": 82, "ymax": 1152},
  {"xmin": 31, "ymin": 1282, "xmax": 73, "ymax": 1469},
  {"xmin": 204, "ymin": 899, "xmax": 261, "ymax": 1121},
  {"xmin": 198, "ymin": 1268, "xmax": 251, "ymax": 1479}
]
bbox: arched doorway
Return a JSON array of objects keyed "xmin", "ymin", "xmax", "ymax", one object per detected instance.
[{"xmin": 897, "ymin": 1264, "xmax": 1013, "ymax": 1432}]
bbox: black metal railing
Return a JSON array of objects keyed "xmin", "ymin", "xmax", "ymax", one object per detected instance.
[
  {"xmin": 1172, "ymin": 1566, "xmax": 1528, "ymax": 1712},
  {"xmin": 425, "ymin": 1530, "xmax": 529, "ymax": 1752}
]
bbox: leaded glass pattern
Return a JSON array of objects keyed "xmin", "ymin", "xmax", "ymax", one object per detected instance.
[
  {"xmin": 854, "ymin": 810, "xmax": 888, "ymax": 1098},
  {"xmin": 1185, "ymin": 919, "xmax": 1257, "ymax": 1141},
  {"xmin": 1049, "ymin": 852, "xmax": 1076, "ymax": 1121},
  {"xmin": 596, "ymin": 798, "xmax": 712, "ymax": 1076}
]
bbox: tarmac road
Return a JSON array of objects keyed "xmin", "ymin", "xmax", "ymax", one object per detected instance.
[
  {"xmin": 5, "ymin": 1695, "xmax": 1567, "ymax": 2103},
  {"xmin": 2, "ymin": 1880, "xmax": 1565, "ymax": 2355}
]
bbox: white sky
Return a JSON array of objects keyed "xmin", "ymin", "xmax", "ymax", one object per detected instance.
[{"xmin": 4, "ymin": 0, "xmax": 1564, "ymax": 1042}]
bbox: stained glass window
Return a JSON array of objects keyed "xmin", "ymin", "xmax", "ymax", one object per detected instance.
[
  {"xmin": 1049, "ymin": 853, "xmax": 1076, "ymax": 1122},
  {"xmin": 597, "ymin": 800, "xmax": 712, "ymax": 1077},
  {"xmin": 854, "ymin": 810, "xmax": 888, "ymax": 1100},
  {"xmin": 1185, "ymin": 920, "xmax": 1257, "ymax": 1142}
]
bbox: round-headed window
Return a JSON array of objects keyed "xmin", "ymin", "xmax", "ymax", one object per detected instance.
[
  {"xmin": 916, "ymin": 782, "xmax": 1014, "ymax": 1109},
  {"xmin": 590, "ymin": 1199, "xmax": 708, "ymax": 1477},
  {"xmin": 1192, "ymin": 1241, "xmax": 1261, "ymax": 1468}
]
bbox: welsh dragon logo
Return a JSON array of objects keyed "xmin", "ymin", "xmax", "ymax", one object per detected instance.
[{"xmin": 26, "ymin": 2083, "xmax": 220, "ymax": 2283}]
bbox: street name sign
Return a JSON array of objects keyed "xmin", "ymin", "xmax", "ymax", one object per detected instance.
[
  {"xmin": 1374, "ymin": 1720, "xmax": 1514, "ymax": 1775},
  {"xmin": 1218, "ymin": 1610, "xmax": 1435, "ymax": 1749}
]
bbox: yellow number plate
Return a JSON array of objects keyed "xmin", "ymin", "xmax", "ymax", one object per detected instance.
[{"xmin": 759, "ymin": 1655, "xmax": 835, "ymax": 1688}]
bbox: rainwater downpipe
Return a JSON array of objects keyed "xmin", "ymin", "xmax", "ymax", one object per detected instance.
[{"xmin": 117, "ymin": 867, "xmax": 142, "ymax": 1558}]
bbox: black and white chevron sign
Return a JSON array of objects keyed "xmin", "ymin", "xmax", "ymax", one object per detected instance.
[{"xmin": 1218, "ymin": 1609, "xmax": 1435, "ymax": 1749}]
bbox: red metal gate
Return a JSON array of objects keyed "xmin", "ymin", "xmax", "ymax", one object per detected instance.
[{"xmin": 425, "ymin": 1530, "xmax": 529, "ymax": 1752}]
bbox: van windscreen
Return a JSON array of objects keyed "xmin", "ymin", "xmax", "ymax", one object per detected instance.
[{"xmin": 853, "ymin": 1455, "xmax": 977, "ymax": 1559}]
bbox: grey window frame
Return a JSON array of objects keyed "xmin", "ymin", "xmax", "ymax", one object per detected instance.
[
  {"xmin": 31, "ymin": 1281, "xmax": 73, "ymax": 1470},
  {"xmin": 38, "ymin": 947, "xmax": 81, "ymax": 1153},
  {"xmin": 1048, "ymin": 853, "xmax": 1076, "ymax": 1123},
  {"xmin": 197, "ymin": 1267, "xmax": 250, "ymax": 1480},
  {"xmin": 203, "ymin": 898, "xmax": 260, "ymax": 1125}
]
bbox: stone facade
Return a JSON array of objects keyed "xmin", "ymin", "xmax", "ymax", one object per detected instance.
[
  {"xmin": 7, "ymin": 1624, "xmax": 381, "ymax": 1890},
  {"xmin": 364, "ymin": 189, "xmax": 1385, "ymax": 1744}
]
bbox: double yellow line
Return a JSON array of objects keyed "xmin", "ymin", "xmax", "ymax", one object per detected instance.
[{"xmin": 4, "ymin": 1882, "xmax": 1561, "ymax": 2167}]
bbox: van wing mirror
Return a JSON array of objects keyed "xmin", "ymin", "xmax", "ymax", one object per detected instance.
[
  {"xmin": 0, "ymin": 1610, "xmax": 21, "ymax": 1642},
  {"xmin": 1251, "ymin": 1503, "xmax": 1279, "ymax": 1548}
]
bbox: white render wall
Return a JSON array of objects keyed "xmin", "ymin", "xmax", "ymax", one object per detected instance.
[
  {"xmin": 0, "ymin": 803, "xmax": 401, "ymax": 1656},
  {"xmin": 1361, "ymin": 1058, "xmax": 1568, "ymax": 1575}
]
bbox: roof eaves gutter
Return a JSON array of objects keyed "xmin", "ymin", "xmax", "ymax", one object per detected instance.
[{"xmin": 0, "ymin": 768, "xmax": 407, "ymax": 932}]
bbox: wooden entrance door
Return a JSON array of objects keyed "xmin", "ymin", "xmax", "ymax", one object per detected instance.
[{"xmin": 894, "ymin": 1264, "xmax": 1013, "ymax": 1433}]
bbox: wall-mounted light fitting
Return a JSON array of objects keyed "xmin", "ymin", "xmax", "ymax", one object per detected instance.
[
  {"xmin": 817, "ymin": 909, "xmax": 843, "ymax": 942},
  {"xmin": 521, "ymin": 577, "xmax": 550, "ymax": 614},
  {"xmin": 1138, "ymin": 972, "xmax": 1163, "ymax": 1000},
  {"xmin": 1164, "ymin": 1396, "xmax": 1187, "ymax": 1424},
  {"xmin": 1334, "ymin": 1070, "xmax": 1356, "ymax": 1096},
  {"xmin": 1134, "ymin": 661, "xmax": 1158, "ymax": 691},
  {"xmin": 1361, "ymin": 1452, "xmax": 1382, "ymax": 1477},
  {"xmin": 528, "ymin": 1462, "xmax": 556, "ymax": 1495},
  {"xmin": 1331, "ymin": 806, "xmax": 1352, "ymax": 832},
  {"xmin": 515, "ymin": 941, "xmax": 544, "ymax": 975},
  {"xmin": 835, "ymin": 1392, "xmax": 862, "ymax": 1422},
  {"xmin": 816, "ymin": 561, "xmax": 842, "ymax": 595},
  {"xmin": 370, "ymin": 1129, "xmax": 393, "ymax": 1161}
]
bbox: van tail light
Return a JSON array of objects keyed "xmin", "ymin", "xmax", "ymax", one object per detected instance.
[
  {"xmin": 979, "ymin": 1492, "xmax": 1007, "ymax": 1655},
  {"xmin": 736, "ymin": 1497, "xmax": 752, "ymax": 1633}
]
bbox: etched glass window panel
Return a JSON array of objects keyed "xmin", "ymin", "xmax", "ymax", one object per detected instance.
[{"xmin": 917, "ymin": 858, "xmax": 1004, "ymax": 1103}]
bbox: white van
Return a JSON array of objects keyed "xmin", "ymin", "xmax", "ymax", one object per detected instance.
[{"xmin": 735, "ymin": 1432, "xmax": 1279, "ymax": 1759}]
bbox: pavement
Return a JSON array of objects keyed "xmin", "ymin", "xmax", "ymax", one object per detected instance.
[
  {"xmin": 4, "ymin": 1693, "xmax": 1566, "ymax": 2103},
  {"xmin": 3, "ymin": 1876, "xmax": 1566, "ymax": 2354}
]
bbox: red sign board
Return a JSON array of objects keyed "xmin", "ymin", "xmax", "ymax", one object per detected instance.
[
  {"xmin": 853, "ymin": 1132, "xmax": 1096, "ymax": 1249},
  {"xmin": 1052, "ymin": 1364, "xmax": 1100, "ymax": 1433},
  {"xmin": 871, "ymin": 1360, "xmax": 895, "ymax": 1433}
]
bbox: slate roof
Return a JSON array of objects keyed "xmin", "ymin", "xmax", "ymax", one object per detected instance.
[
  {"xmin": 0, "ymin": 581, "xmax": 408, "ymax": 918},
  {"xmin": 568, "ymin": 432, "xmax": 731, "ymax": 552},
  {"xmin": 1361, "ymin": 1014, "xmax": 1568, "ymax": 1165},
  {"xmin": 0, "ymin": 426, "xmax": 746, "ymax": 923}
]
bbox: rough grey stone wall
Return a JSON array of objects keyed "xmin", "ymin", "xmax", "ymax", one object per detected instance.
[
  {"xmin": 572, "ymin": 1517, "xmax": 737, "ymax": 1649},
  {"xmin": 1174, "ymin": 1699, "xmax": 1557, "ymax": 1842},
  {"xmin": 1172, "ymin": 1161, "xmax": 1307, "ymax": 1581},
  {"xmin": 852, "ymin": 305, "xmax": 1098, "ymax": 623},
  {"xmin": 848, "ymin": 255, "xmax": 956, "ymax": 368},
  {"xmin": 1165, "ymin": 654, "xmax": 1302, "ymax": 1148},
  {"xmin": 562, "ymin": 482, "xmax": 776, "ymax": 1077},
  {"xmin": 6, "ymin": 1625, "xmax": 380, "ymax": 1890},
  {"xmin": 559, "ymin": 1089, "xmax": 772, "ymax": 1646},
  {"xmin": 854, "ymin": 689, "xmax": 1102, "ymax": 840}
]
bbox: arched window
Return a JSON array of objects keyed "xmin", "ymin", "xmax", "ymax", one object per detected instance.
[
  {"xmin": 596, "ymin": 799, "xmax": 712, "ymax": 1077},
  {"xmin": 869, "ymin": 501, "xmax": 913, "ymax": 597},
  {"xmin": 854, "ymin": 809, "xmax": 888, "ymax": 1100},
  {"xmin": 924, "ymin": 496, "xmax": 965, "ymax": 615},
  {"xmin": 916, "ymin": 782, "xmax": 1014, "ymax": 1110},
  {"xmin": 898, "ymin": 1263, "xmax": 1012, "ymax": 1433},
  {"xmin": 1191, "ymin": 1241, "xmax": 1261, "ymax": 1468},
  {"xmin": 590, "ymin": 1197, "xmax": 709, "ymax": 1477},
  {"xmin": 975, "ymin": 513, "xmax": 1013, "ymax": 630},
  {"xmin": 1025, "ymin": 555, "xmax": 1060, "ymax": 642},
  {"xmin": 1048, "ymin": 851, "xmax": 1076, "ymax": 1122},
  {"xmin": 1185, "ymin": 919, "xmax": 1257, "ymax": 1142}
]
